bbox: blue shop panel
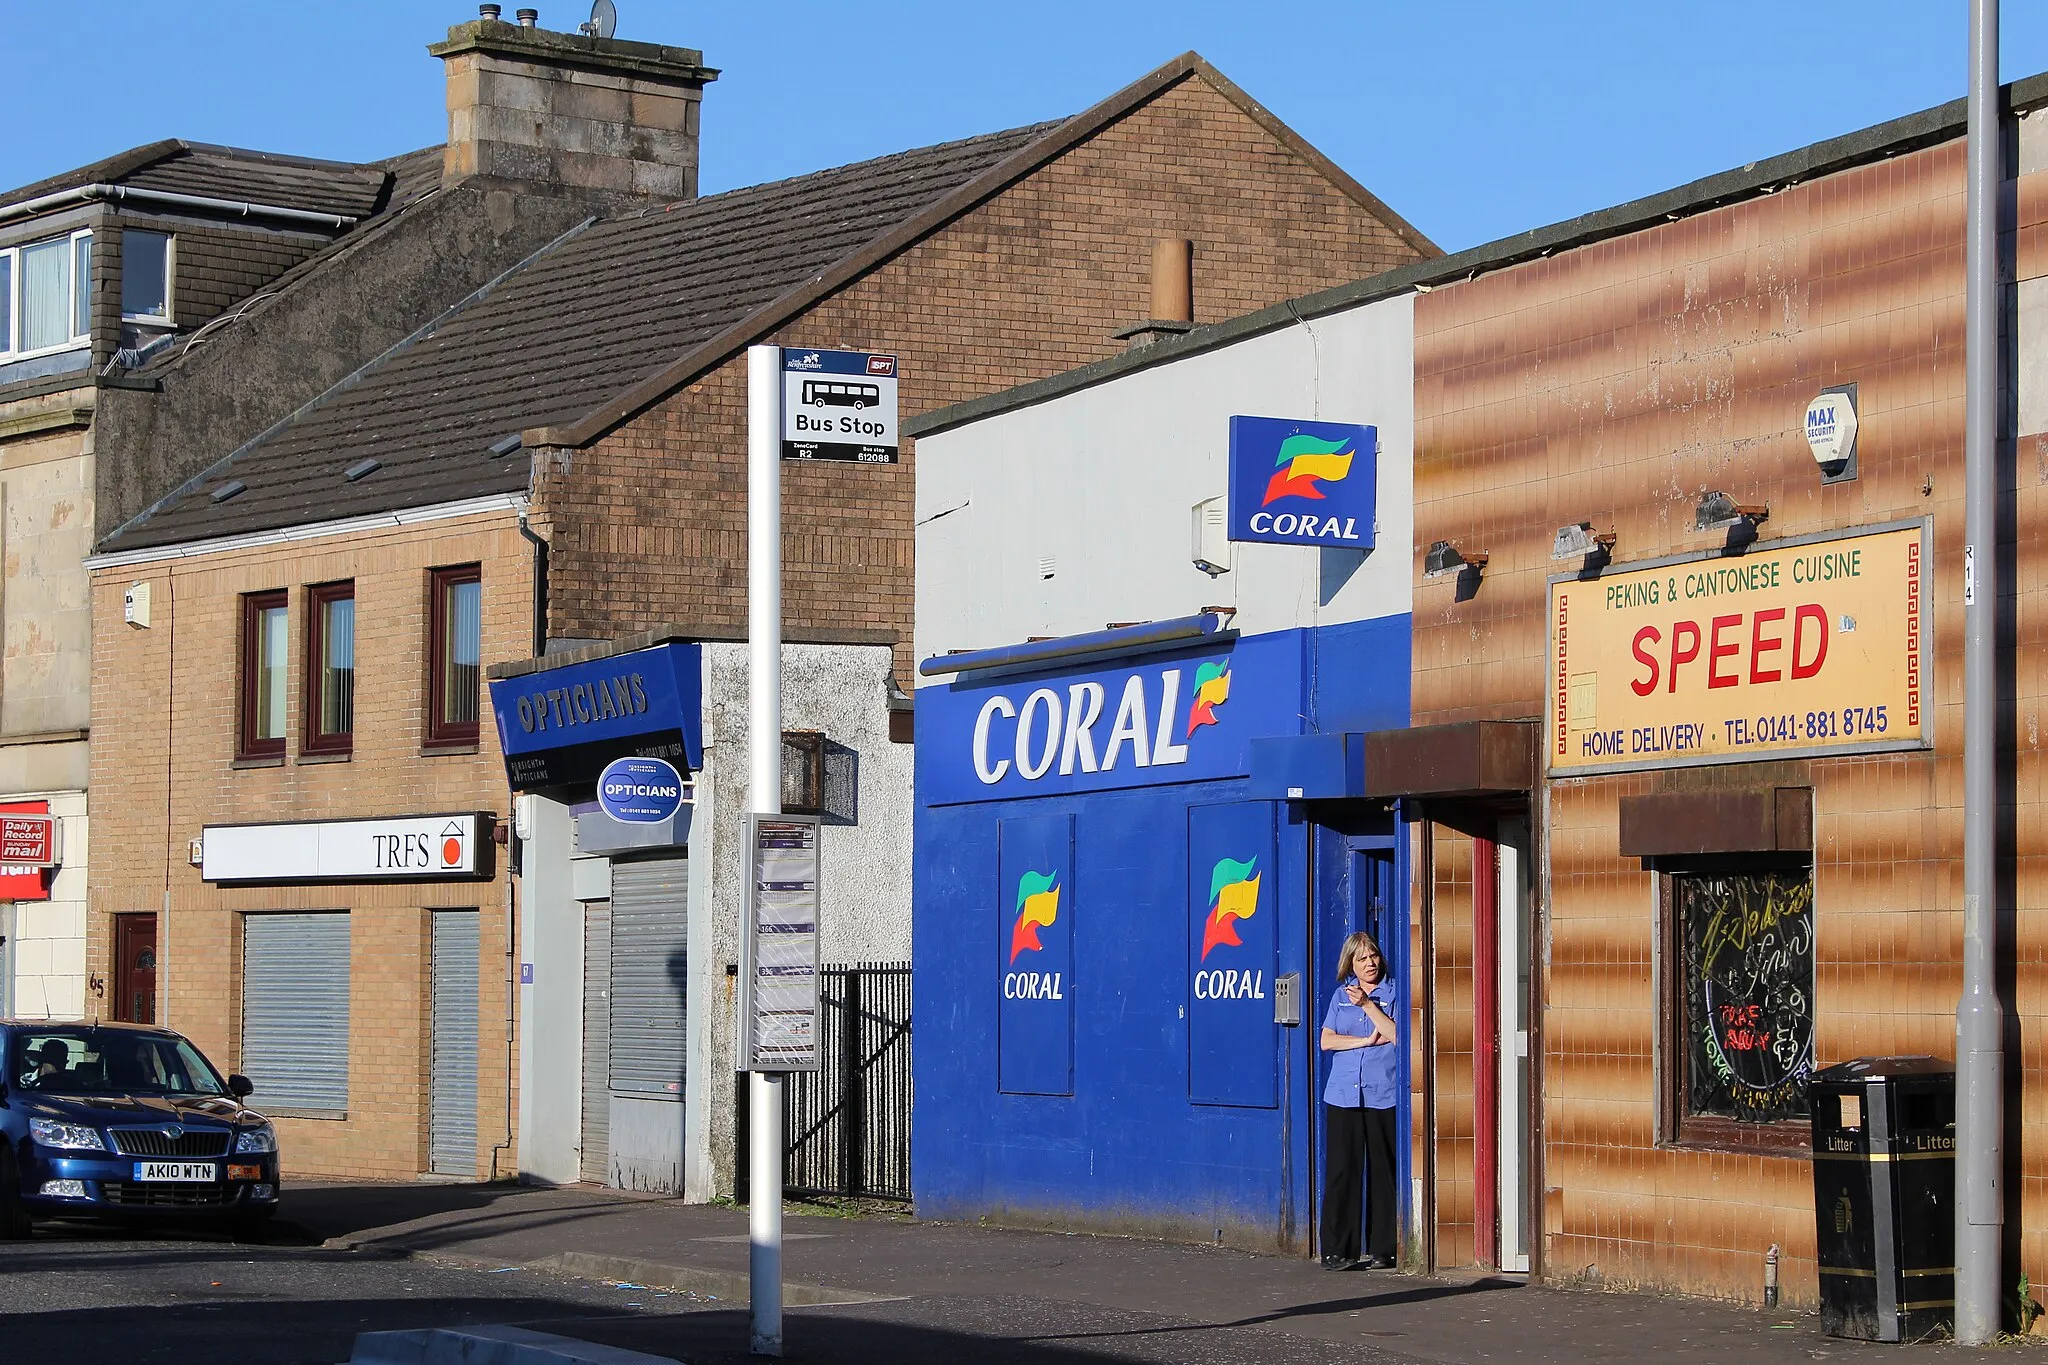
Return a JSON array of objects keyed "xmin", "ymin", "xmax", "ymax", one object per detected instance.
[
  {"xmin": 997, "ymin": 813, "xmax": 1074, "ymax": 1096},
  {"xmin": 489, "ymin": 641, "xmax": 704, "ymax": 790},
  {"xmin": 1188, "ymin": 801, "xmax": 1279, "ymax": 1108}
]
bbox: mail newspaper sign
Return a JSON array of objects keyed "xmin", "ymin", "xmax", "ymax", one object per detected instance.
[
  {"xmin": 782, "ymin": 349, "xmax": 899, "ymax": 463},
  {"xmin": 0, "ymin": 814, "xmax": 58, "ymax": 866},
  {"xmin": 1227, "ymin": 415, "xmax": 1377, "ymax": 548},
  {"xmin": 1548, "ymin": 524, "xmax": 1928, "ymax": 774}
]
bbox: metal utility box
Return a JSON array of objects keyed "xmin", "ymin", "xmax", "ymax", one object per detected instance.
[{"xmin": 1809, "ymin": 1056, "xmax": 1955, "ymax": 1342}]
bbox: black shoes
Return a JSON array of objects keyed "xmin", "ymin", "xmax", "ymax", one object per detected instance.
[
  {"xmin": 1320, "ymin": 1254, "xmax": 1358, "ymax": 1270},
  {"xmin": 1320, "ymin": 1252, "xmax": 1396, "ymax": 1271},
  {"xmin": 1364, "ymin": 1254, "xmax": 1397, "ymax": 1269}
]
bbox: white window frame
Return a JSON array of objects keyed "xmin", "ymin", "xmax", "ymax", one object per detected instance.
[
  {"xmin": 0, "ymin": 227, "xmax": 93, "ymax": 362},
  {"xmin": 120, "ymin": 229, "xmax": 174, "ymax": 325}
]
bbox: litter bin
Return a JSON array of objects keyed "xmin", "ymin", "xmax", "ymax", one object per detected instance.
[{"xmin": 1809, "ymin": 1056, "xmax": 1955, "ymax": 1342}]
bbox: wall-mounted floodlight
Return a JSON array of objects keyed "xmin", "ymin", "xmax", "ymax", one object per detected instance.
[
  {"xmin": 1551, "ymin": 522, "xmax": 1617, "ymax": 561},
  {"xmin": 1423, "ymin": 540, "xmax": 1487, "ymax": 580},
  {"xmin": 1694, "ymin": 491, "xmax": 1768, "ymax": 533}
]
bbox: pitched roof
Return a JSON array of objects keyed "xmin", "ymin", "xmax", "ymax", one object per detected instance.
[
  {"xmin": 1, "ymin": 140, "xmax": 423, "ymax": 222},
  {"xmin": 98, "ymin": 121, "xmax": 1058, "ymax": 552},
  {"xmin": 95, "ymin": 52, "xmax": 1433, "ymax": 556}
]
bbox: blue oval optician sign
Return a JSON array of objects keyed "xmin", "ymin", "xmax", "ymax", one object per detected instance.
[{"xmin": 597, "ymin": 756, "xmax": 688, "ymax": 824}]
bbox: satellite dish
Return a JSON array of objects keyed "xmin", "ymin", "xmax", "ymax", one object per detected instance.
[{"xmin": 581, "ymin": 0, "xmax": 616, "ymax": 38}]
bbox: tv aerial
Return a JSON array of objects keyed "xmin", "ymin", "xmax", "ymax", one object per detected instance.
[{"xmin": 580, "ymin": 0, "xmax": 616, "ymax": 39}]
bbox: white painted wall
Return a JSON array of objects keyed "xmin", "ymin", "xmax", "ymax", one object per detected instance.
[
  {"xmin": 688, "ymin": 641, "xmax": 913, "ymax": 1198},
  {"xmin": 915, "ymin": 292, "xmax": 1415, "ymax": 666},
  {"xmin": 516, "ymin": 792, "xmax": 583, "ymax": 1184},
  {"xmin": 6, "ymin": 791, "xmax": 87, "ymax": 1019}
]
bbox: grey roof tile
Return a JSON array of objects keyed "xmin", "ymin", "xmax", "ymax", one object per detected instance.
[
  {"xmin": 2, "ymin": 140, "xmax": 405, "ymax": 221},
  {"xmin": 100, "ymin": 120, "xmax": 1059, "ymax": 553}
]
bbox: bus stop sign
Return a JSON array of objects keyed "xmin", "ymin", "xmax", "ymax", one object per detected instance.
[{"xmin": 781, "ymin": 349, "xmax": 900, "ymax": 463}]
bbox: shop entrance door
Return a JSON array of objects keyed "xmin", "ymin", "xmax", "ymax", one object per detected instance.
[
  {"xmin": 113, "ymin": 914, "xmax": 158, "ymax": 1024},
  {"xmin": 1308, "ymin": 823, "xmax": 1407, "ymax": 1260}
]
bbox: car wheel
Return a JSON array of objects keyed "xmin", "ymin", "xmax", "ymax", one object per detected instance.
[{"xmin": 0, "ymin": 1150, "xmax": 32, "ymax": 1240}]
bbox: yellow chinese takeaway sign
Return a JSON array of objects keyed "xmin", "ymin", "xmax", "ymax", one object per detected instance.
[{"xmin": 1548, "ymin": 524, "xmax": 1929, "ymax": 775}]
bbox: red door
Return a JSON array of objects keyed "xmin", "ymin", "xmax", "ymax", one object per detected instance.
[{"xmin": 113, "ymin": 914, "xmax": 158, "ymax": 1024}]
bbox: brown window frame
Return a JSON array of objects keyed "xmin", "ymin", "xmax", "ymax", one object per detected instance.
[
  {"xmin": 301, "ymin": 580, "xmax": 356, "ymax": 757},
  {"xmin": 425, "ymin": 564, "xmax": 483, "ymax": 750},
  {"xmin": 237, "ymin": 590, "xmax": 289, "ymax": 761},
  {"xmin": 1657, "ymin": 860, "xmax": 1814, "ymax": 1157}
]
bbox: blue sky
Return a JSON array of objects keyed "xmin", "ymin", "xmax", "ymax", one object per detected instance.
[{"xmin": 12, "ymin": 3, "xmax": 2048, "ymax": 253}]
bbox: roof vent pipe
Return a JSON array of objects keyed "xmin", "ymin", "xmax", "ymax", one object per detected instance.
[
  {"xmin": 516, "ymin": 7, "xmax": 538, "ymax": 25},
  {"xmin": 479, "ymin": 4, "xmax": 501, "ymax": 18},
  {"xmin": 1151, "ymin": 238, "xmax": 1193, "ymax": 325}
]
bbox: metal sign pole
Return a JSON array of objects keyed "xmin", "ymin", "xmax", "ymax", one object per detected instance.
[
  {"xmin": 1956, "ymin": 0, "xmax": 2004, "ymax": 1343},
  {"xmin": 746, "ymin": 342, "xmax": 785, "ymax": 1357}
]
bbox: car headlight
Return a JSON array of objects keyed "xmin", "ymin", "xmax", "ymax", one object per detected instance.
[
  {"xmin": 29, "ymin": 1118, "xmax": 105, "ymax": 1151},
  {"xmin": 234, "ymin": 1125, "xmax": 276, "ymax": 1154}
]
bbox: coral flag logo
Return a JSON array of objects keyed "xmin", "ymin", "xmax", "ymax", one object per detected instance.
[
  {"xmin": 1261, "ymin": 432, "xmax": 1357, "ymax": 506},
  {"xmin": 1009, "ymin": 869, "xmax": 1062, "ymax": 963},
  {"xmin": 1199, "ymin": 857, "xmax": 1261, "ymax": 960},
  {"xmin": 1185, "ymin": 661, "xmax": 1231, "ymax": 738}
]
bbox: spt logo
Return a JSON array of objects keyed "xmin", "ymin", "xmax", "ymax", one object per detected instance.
[
  {"xmin": 1004, "ymin": 868, "xmax": 1067, "ymax": 1002},
  {"xmin": 1185, "ymin": 661, "xmax": 1231, "ymax": 738},
  {"xmin": 1262, "ymin": 431, "xmax": 1357, "ymax": 506},
  {"xmin": 1194, "ymin": 855, "xmax": 1267, "ymax": 1001}
]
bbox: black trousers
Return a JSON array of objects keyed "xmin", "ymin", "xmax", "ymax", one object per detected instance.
[{"xmin": 1322, "ymin": 1103, "xmax": 1397, "ymax": 1263}]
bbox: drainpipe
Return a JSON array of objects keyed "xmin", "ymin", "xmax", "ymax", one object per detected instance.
[
  {"xmin": 1955, "ymin": 0, "xmax": 2003, "ymax": 1344},
  {"xmin": 517, "ymin": 515, "xmax": 549, "ymax": 657}
]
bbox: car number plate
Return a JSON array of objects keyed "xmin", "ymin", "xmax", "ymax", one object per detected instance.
[{"xmin": 133, "ymin": 1161, "xmax": 216, "ymax": 1182}]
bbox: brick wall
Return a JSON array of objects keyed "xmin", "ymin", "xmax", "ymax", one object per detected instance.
[
  {"xmin": 88, "ymin": 511, "xmax": 533, "ymax": 1180},
  {"xmin": 536, "ymin": 75, "xmax": 1427, "ymax": 674}
]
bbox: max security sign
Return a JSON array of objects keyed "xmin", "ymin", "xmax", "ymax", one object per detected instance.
[
  {"xmin": 202, "ymin": 814, "xmax": 486, "ymax": 882},
  {"xmin": 1227, "ymin": 416, "xmax": 1377, "ymax": 548},
  {"xmin": 782, "ymin": 349, "xmax": 899, "ymax": 463}
]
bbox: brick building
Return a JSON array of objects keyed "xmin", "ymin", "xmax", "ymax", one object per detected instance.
[
  {"xmin": 87, "ymin": 11, "xmax": 1434, "ymax": 1190},
  {"xmin": 0, "ymin": 134, "xmax": 473, "ymax": 1021}
]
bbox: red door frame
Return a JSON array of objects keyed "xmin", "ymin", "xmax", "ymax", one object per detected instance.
[{"xmin": 113, "ymin": 913, "xmax": 159, "ymax": 1025}]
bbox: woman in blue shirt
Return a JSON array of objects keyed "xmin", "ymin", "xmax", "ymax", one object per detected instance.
[{"xmin": 1319, "ymin": 929, "xmax": 1398, "ymax": 1270}]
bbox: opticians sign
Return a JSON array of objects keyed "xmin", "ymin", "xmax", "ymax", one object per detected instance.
[{"xmin": 1548, "ymin": 523, "xmax": 1929, "ymax": 775}]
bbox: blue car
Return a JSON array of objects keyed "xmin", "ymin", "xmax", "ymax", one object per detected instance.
[{"xmin": 0, "ymin": 1020, "xmax": 281, "ymax": 1238}]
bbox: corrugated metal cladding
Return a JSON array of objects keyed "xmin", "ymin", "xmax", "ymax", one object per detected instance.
[
  {"xmin": 581, "ymin": 901, "xmax": 612, "ymax": 1185},
  {"xmin": 1409, "ymin": 121, "xmax": 2048, "ymax": 1302},
  {"xmin": 430, "ymin": 910, "xmax": 480, "ymax": 1177},
  {"xmin": 608, "ymin": 858, "xmax": 687, "ymax": 1099},
  {"xmin": 241, "ymin": 913, "xmax": 349, "ymax": 1113}
]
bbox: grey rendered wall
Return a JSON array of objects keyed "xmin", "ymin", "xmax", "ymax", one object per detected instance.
[
  {"xmin": 914, "ymin": 292, "xmax": 1416, "ymax": 663},
  {"xmin": 686, "ymin": 641, "xmax": 911, "ymax": 1199}
]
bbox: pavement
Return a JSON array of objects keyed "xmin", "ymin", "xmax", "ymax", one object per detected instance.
[{"xmin": 254, "ymin": 1179, "xmax": 2033, "ymax": 1363}]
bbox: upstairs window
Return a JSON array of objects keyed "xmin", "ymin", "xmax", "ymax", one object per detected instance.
[
  {"xmin": 238, "ymin": 591, "xmax": 289, "ymax": 761},
  {"xmin": 426, "ymin": 566, "xmax": 481, "ymax": 748},
  {"xmin": 0, "ymin": 229, "xmax": 92, "ymax": 358},
  {"xmin": 121, "ymin": 230, "xmax": 171, "ymax": 323},
  {"xmin": 303, "ymin": 582, "xmax": 356, "ymax": 757}
]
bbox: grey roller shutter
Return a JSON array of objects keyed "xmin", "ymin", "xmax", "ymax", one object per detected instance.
[
  {"xmin": 430, "ymin": 910, "xmax": 480, "ymax": 1176},
  {"xmin": 580, "ymin": 901, "xmax": 612, "ymax": 1184},
  {"xmin": 241, "ymin": 912, "xmax": 350, "ymax": 1114},
  {"xmin": 608, "ymin": 857, "xmax": 688, "ymax": 1099}
]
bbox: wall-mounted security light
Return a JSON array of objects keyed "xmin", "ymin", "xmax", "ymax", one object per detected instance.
[
  {"xmin": 1694, "ymin": 491, "xmax": 1768, "ymax": 533},
  {"xmin": 1422, "ymin": 540, "xmax": 1487, "ymax": 580},
  {"xmin": 1804, "ymin": 383, "xmax": 1858, "ymax": 484},
  {"xmin": 1551, "ymin": 522, "xmax": 1617, "ymax": 562}
]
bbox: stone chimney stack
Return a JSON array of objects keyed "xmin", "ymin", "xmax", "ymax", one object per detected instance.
[{"xmin": 431, "ymin": 8, "xmax": 718, "ymax": 199}]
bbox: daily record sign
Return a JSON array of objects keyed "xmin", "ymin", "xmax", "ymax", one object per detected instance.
[
  {"xmin": 597, "ymin": 756, "xmax": 687, "ymax": 824},
  {"xmin": 782, "ymin": 349, "xmax": 899, "ymax": 463},
  {"xmin": 1549, "ymin": 524, "xmax": 1928, "ymax": 774}
]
